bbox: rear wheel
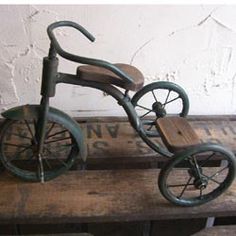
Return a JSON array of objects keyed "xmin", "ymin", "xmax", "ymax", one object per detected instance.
[
  {"xmin": 132, "ymin": 81, "xmax": 189, "ymax": 155},
  {"xmin": 158, "ymin": 144, "xmax": 236, "ymax": 206}
]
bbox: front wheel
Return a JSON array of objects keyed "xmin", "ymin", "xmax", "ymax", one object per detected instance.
[
  {"xmin": 0, "ymin": 114, "xmax": 80, "ymax": 182},
  {"xmin": 158, "ymin": 144, "xmax": 236, "ymax": 206}
]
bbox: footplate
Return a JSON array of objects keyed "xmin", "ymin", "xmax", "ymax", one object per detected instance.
[{"xmin": 156, "ymin": 117, "xmax": 202, "ymax": 153}]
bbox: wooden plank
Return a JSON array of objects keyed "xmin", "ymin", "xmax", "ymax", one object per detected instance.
[
  {"xmin": 5, "ymin": 234, "xmax": 93, "ymax": 236},
  {"xmin": 0, "ymin": 169, "xmax": 236, "ymax": 224},
  {"xmin": 5, "ymin": 118, "xmax": 236, "ymax": 159},
  {"xmin": 5, "ymin": 233, "xmax": 93, "ymax": 236},
  {"xmin": 73, "ymin": 115, "xmax": 236, "ymax": 123},
  {"xmin": 81, "ymin": 118, "xmax": 236, "ymax": 159},
  {"xmin": 192, "ymin": 225, "xmax": 236, "ymax": 236},
  {"xmin": 2, "ymin": 117, "xmax": 236, "ymax": 168}
]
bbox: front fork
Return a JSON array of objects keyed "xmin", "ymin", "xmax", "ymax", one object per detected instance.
[
  {"xmin": 35, "ymin": 96, "xmax": 50, "ymax": 183},
  {"xmin": 36, "ymin": 54, "xmax": 58, "ymax": 182}
]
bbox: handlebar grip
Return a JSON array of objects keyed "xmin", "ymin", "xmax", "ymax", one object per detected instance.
[{"xmin": 47, "ymin": 21, "xmax": 95, "ymax": 43}]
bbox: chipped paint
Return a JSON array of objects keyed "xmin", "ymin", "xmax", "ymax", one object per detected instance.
[{"xmin": 0, "ymin": 5, "xmax": 236, "ymax": 116}]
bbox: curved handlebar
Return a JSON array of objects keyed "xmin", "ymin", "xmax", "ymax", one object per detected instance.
[
  {"xmin": 47, "ymin": 21, "xmax": 95, "ymax": 43},
  {"xmin": 47, "ymin": 21, "xmax": 134, "ymax": 84}
]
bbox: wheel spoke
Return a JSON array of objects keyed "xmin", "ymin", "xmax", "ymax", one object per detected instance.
[
  {"xmin": 27, "ymin": 154, "xmax": 35, "ymax": 161},
  {"xmin": 147, "ymin": 123, "xmax": 154, "ymax": 131},
  {"xmin": 208, "ymin": 166, "xmax": 228, "ymax": 180},
  {"xmin": 6, "ymin": 145, "xmax": 32, "ymax": 164},
  {"xmin": 168, "ymin": 183, "xmax": 194, "ymax": 188},
  {"xmin": 200, "ymin": 152, "xmax": 216, "ymax": 167},
  {"xmin": 163, "ymin": 90, "xmax": 171, "ymax": 108},
  {"xmin": 48, "ymin": 144, "xmax": 74, "ymax": 153},
  {"xmin": 46, "ymin": 122, "xmax": 56, "ymax": 138},
  {"xmin": 6, "ymin": 132, "xmax": 31, "ymax": 140},
  {"xmin": 33, "ymin": 119, "xmax": 37, "ymax": 131},
  {"xmin": 47, "ymin": 129, "xmax": 68, "ymax": 139},
  {"xmin": 201, "ymin": 173, "xmax": 221, "ymax": 185},
  {"xmin": 18, "ymin": 145, "xmax": 33, "ymax": 154},
  {"xmin": 4, "ymin": 143, "xmax": 31, "ymax": 148},
  {"xmin": 44, "ymin": 147, "xmax": 68, "ymax": 168},
  {"xmin": 44, "ymin": 136, "xmax": 71, "ymax": 144},
  {"xmin": 173, "ymin": 168, "xmax": 190, "ymax": 171},
  {"xmin": 163, "ymin": 95, "xmax": 180, "ymax": 106},
  {"xmin": 151, "ymin": 90, "xmax": 158, "ymax": 102},
  {"xmin": 147, "ymin": 118, "xmax": 158, "ymax": 131},
  {"xmin": 209, "ymin": 178, "xmax": 221, "ymax": 185},
  {"xmin": 178, "ymin": 176, "xmax": 193, "ymax": 199},
  {"xmin": 136, "ymin": 104, "xmax": 152, "ymax": 112},
  {"xmin": 24, "ymin": 120, "xmax": 35, "ymax": 139},
  {"xmin": 43, "ymin": 158, "xmax": 52, "ymax": 169},
  {"xmin": 140, "ymin": 110, "xmax": 153, "ymax": 119}
]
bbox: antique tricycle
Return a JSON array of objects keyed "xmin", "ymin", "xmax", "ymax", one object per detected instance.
[{"xmin": 0, "ymin": 21, "xmax": 235, "ymax": 207}]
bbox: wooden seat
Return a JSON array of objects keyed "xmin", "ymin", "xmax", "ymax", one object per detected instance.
[
  {"xmin": 77, "ymin": 63, "xmax": 144, "ymax": 91},
  {"xmin": 156, "ymin": 117, "xmax": 202, "ymax": 153}
]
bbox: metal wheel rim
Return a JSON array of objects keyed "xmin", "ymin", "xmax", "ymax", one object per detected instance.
[{"xmin": 0, "ymin": 117, "xmax": 79, "ymax": 182}]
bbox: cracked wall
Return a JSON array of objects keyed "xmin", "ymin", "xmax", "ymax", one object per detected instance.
[{"xmin": 0, "ymin": 5, "xmax": 236, "ymax": 116}]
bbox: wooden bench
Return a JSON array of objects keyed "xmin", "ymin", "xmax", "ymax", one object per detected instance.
[
  {"xmin": 77, "ymin": 116, "xmax": 236, "ymax": 168},
  {"xmin": 1, "ymin": 116, "xmax": 236, "ymax": 235},
  {"xmin": 5, "ymin": 234, "xmax": 93, "ymax": 236},
  {"xmin": 0, "ymin": 169, "xmax": 236, "ymax": 225},
  {"xmin": 192, "ymin": 225, "xmax": 236, "ymax": 235},
  {"xmin": 2, "ymin": 116, "xmax": 236, "ymax": 169}
]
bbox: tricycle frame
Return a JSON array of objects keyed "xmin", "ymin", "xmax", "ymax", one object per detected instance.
[
  {"xmin": 56, "ymin": 72, "xmax": 172, "ymax": 157},
  {"xmin": 37, "ymin": 43, "xmax": 173, "ymax": 159}
]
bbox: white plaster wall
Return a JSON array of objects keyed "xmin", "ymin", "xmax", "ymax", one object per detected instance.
[{"xmin": 0, "ymin": 5, "xmax": 236, "ymax": 117}]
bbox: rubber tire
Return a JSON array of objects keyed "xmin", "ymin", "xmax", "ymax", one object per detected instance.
[
  {"xmin": 158, "ymin": 144, "xmax": 236, "ymax": 206},
  {"xmin": 0, "ymin": 114, "xmax": 80, "ymax": 182},
  {"xmin": 132, "ymin": 81, "xmax": 189, "ymax": 118}
]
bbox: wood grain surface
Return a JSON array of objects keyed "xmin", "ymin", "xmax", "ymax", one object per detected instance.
[
  {"xmin": 0, "ymin": 116, "xmax": 236, "ymax": 224},
  {"xmin": 3, "ymin": 117, "xmax": 236, "ymax": 161},
  {"xmin": 0, "ymin": 168, "xmax": 236, "ymax": 224},
  {"xmin": 81, "ymin": 117, "xmax": 236, "ymax": 159},
  {"xmin": 77, "ymin": 63, "xmax": 144, "ymax": 91},
  {"xmin": 192, "ymin": 225, "xmax": 236, "ymax": 236},
  {"xmin": 156, "ymin": 117, "xmax": 201, "ymax": 152}
]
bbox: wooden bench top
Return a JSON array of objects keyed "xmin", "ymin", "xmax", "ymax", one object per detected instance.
[
  {"xmin": 192, "ymin": 225, "xmax": 236, "ymax": 236},
  {"xmin": 4, "ymin": 234, "xmax": 93, "ymax": 236},
  {"xmin": 0, "ymin": 169, "xmax": 236, "ymax": 224},
  {"xmin": 78, "ymin": 116, "xmax": 236, "ymax": 163},
  {"xmin": 156, "ymin": 117, "xmax": 202, "ymax": 152},
  {"xmin": 3, "ymin": 116, "xmax": 236, "ymax": 167}
]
